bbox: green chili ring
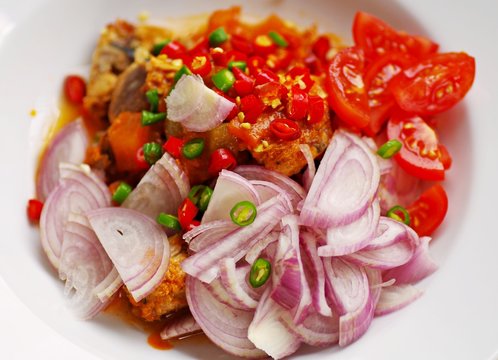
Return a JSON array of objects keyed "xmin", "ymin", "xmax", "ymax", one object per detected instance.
[
  {"xmin": 249, "ymin": 258, "xmax": 271, "ymax": 288},
  {"xmin": 230, "ymin": 200, "xmax": 257, "ymax": 226},
  {"xmin": 377, "ymin": 139, "xmax": 402, "ymax": 159},
  {"xmin": 386, "ymin": 205, "xmax": 411, "ymax": 225}
]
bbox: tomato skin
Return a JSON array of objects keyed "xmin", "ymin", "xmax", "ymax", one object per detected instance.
[
  {"xmin": 325, "ymin": 47, "xmax": 370, "ymax": 129},
  {"xmin": 64, "ymin": 75, "xmax": 86, "ymax": 104},
  {"xmin": 27, "ymin": 199, "xmax": 44, "ymax": 223},
  {"xmin": 387, "ymin": 111, "xmax": 445, "ymax": 181},
  {"xmin": 353, "ymin": 11, "xmax": 438, "ymax": 60},
  {"xmin": 363, "ymin": 52, "xmax": 416, "ymax": 136},
  {"xmin": 390, "ymin": 52, "xmax": 476, "ymax": 115},
  {"xmin": 407, "ymin": 184, "xmax": 448, "ymax": 236},
  {"xmin": 178, "ymin": 198, "xmax": 199, "ymax": 231}
]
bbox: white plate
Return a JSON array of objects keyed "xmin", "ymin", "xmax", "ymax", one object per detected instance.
[{"xmin": 1, "ymin": 0, "xmax": 497, "ymax": 359}]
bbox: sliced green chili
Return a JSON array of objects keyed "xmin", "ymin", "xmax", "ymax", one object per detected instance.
[
  {"xmin": 151, "ymin": 39, "xmax": 171, "ymax": 56},
  {"xmin": 182, "ymin": 138, "xmax": 205, "ymax": 159},
  {"xmin": 208, "ymin": 27, "xmax": 228, "ymax": 47},
  {"xmin": 268, "ymin": 31, "xmax": 288, "ymax": 47},
  {"xmin": 174, "ymin": 65, "xmax": 192, "ymax": 84},
  {"xmin": 146, "ymin": 89, "xmax": 159, "ymax": 113},
  {"xmin": 188, "ymin": 185, "xmax": 213, "ymax": 212},
  {"xmin": 157, "ymin": 213, "xmax": 182, "ymax": 231},
  {"xmin": 228, "ymin": 60, "xmax": 247, "ymax": 71},
  {"xmin": 387, "ymin": 205, "xmax": 411, "ymax": 225},
  {"xmin": 377, "ymin": 139, "xmax": 402, "ymax": 159},
  {"xmin": 230, "ymin": 201, "xmax": 257, "ymax": 226},
  {"xmin": 249, "ymin": 258, "xmax": 271, "ymax": 288},
  {"xmin": 141, "ymin": 110, "xmax": 167, "ymax": 126},
  {"xmin": 212, "ymin": 68, "xmax": 235, "ymax": 92},
  {"xmin": 143, "ymin": 142, "xmax": 163, "ymax": 165},
  {"xmin": 112, "ymin": 182, "xmax": 132, "ymax": 205}
]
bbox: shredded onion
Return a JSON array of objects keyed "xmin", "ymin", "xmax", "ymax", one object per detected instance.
[
  {"xmin": 299, "ymin": 144, "xmax": 316, "ymax": 191},
  {"xmin": 374, "ymin": 285, "xmax": 424, "ymax": 316},
  {"xmin": 160, "ymin": 312, "xmax": 202, "ymax": 340},
  {"xmin": 87, "ymin": 207, "xmax": 170, "ymax": 302}
]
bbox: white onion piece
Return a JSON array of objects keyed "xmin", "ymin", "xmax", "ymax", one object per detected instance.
[
  {"xmin": 271, "ymin": 215, "xmax": 312, "ymax": 323},
  {"xmin": 300, "ymin": 231, "xmax": 332, "ymax": 317},
  {"xmin": 202, "ymin": 170, "xmax": 261, "ymax": 223},
  {"xmin": 87, "ymin": 208, "xmax": 170, "ymax": 302},
  {"xmin": 59, "ymin": 213, "xmax": 114, "ymax": 319},
  {"xmin": 182, "ymin": 194, "xmax": 291, "ymax": 283},
  {"xmin": 160, "ymin": 312, "xmax": 202, "ymax": 340},
  {"xmin": 245, "ymin": 231, "xmax": 278, "ymax": 265},
  {"xmin": 299, "ymin": 144, "xmax": 316, "ymax": 192},
  {"xmin": 383, "ymin": 236, "xmax": 438, "ymax": 284},
  {"xmin": 374, "ymin": 285, "xmax": 424, "ymax": 316},
  {"xmin": 36, "ymin": 119, "xmax": 89, "ymax": 201},
  {"xmin": 166, "ymin": 75, "xmax": 235, "ymax": 132},
  {"xmin": 186, "ymin": 277, "xmax": 266, "ymax": 358},
  {"xmin": 40, "ymin": 163, "xmax": 111, "ymax": 270},
  {"xmin": 318, "ymin": 199, "xmax": 380, "ymax": 257},
  {"xmin": 234, "ymin": 165, "xmax": 305, "ymax": 208},
  {"xmin": 248, "ymin": 288, "xmax": 301, "ymax": 359},
  {"xmin": 300, "ymin": 129, "xmax": 380, "ymax": 228},
  {"xmin": 219, "ymin": 258, "xmax": 258, "ymax": 310},
  {"xmin": 186, "ymin": 220, "xmax": 236, "ymax": 253},
  {"xmin": 123, "ymin": 152, "xmax": 189, "ymax": 220}
]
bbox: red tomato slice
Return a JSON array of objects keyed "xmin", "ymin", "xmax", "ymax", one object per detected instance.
[
  {"xmin": 387, "ymin": 111, "xmax": 445, "ymax": 181},
  {"xmin": 353, "ymin": 11, "xmax": 438, "ymax": 60},
  {"xmin": 390, "ymin": 52, "xmax": 476, "ymax": 115},
  {"xmin": 363, "ymin": 52, "xmax": 416, "ymax": 135},
  {"xmin": 325, "ymin": 47, "xmax": 370, "ymax": 129},
  {"xmin": 407, "ymin": 184, "xmax": 448, "ymax": 236}
]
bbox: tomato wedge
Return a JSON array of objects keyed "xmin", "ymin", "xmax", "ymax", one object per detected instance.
[
  {"xmin": 353, "ymin": 11, "xmax": 438, "ymax": 60},
  {"xmin": 325, "ymin": 47, "xmax": 369, "ymax": 129},
  {"xmin": 407, "ymin": 184, "xmax": 448, "ymax": 236},
  {"xmin": 363, "ymin": 52, "xmax": 416, "ymax": 135},
  {"xmin": 387, "ymin": 111, "xmax": 445, "ymax": 181},
  {"xmin": 390, "ymin": 52, "xmax": 476, "ymax": 115}
]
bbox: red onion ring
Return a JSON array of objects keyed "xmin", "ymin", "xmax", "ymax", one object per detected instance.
[{"xmin": 160, "ymin": 312, "xmax": 202, "ymax": 340}]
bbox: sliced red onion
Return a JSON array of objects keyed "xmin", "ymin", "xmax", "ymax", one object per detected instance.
[
  {"xmin": 300, "ymin": 129, "xmax": 380, "ymax": 228},
  {"xmin": 283, "ymin": 310, "xmax": 340, "ymax": 347},
  {"xmin": 248, "ymin": 288, "xmax": 301, "ymax": 359},
  {"xmin": 40, "ymin": 164, "xmax": 111, "ymax": 270},
  {"xmin": 36, "ymin": 118, "xmax": 89, "ymax": 201},
  {"xmin": 185, "ymin": 220, "xmax": 236, "ymax": 253},
  {"xmin": 300, "ymin": 230, "xmax": 332, "ymax": 317},
  {"xmin": 87, "ymin": 207, "xmax": 170, "ymax": 302},
  {"xmin": 378, "ymin": 162, "xmax": 421, "ymax": 213},
  {"xmin": 160, "ymin": 312, "xmax": 202, "ymax": 340},
  {"xmin": 383, "ymin": 236, "xmax": 438, "ymax": 284},
  {"xmin": 219, "ymin": 258, "xmax": 258, "ymax": 310},
  {"xmin": 374, "ymin": 285, "xmax": 424, "ymax": 316},
  {"xmin": 93, "ymin": 267, "xmax": 122, "ymax": 303},
  {"xmin": 362, "ymin": 136, "xmax": 392, "ymax": 176},
  {"xmin": 299, "ymin": 144, "xmax": 316, "ymax": 192},
  {"xmin": 186, "ymin": 277, "xmax": 266, "ymax": 358},
  {"xmin": 317, "ymin": 199, "xmax": 380, "ymax": 257},
  {"xmin": 245, "ymin": 231, "xmax": 278, "ymax": 265},
  {"xmin": 365, "ymin": 267, "xmax": 383, "ymax": 310},
  {"xmin": 123, "ymin": 152, "xmax": 189, "ymax": 220},
  {"xmin": 202, "ymin": 170, "xmax": 261, "ymax": 223},
  {"xmin": 181, "ymin": 194, "xmax": 291, "ymax": 283},
  {"xmin": 59, "ymin": 213, "xmax": 114, "ymax": 319},
  {"xmin": 234, "ymin": 165, "xmax": 305, "ymax": 208},
  {"xmin": 250, "ymin": 180, "xmax": 284, "ymax": 203},
  {"xmin": 271, "ymin": 215, "xmax": 312, "ymax": 323},
  {"xmin": 166, "ymin": 75, "xmax": 235, "ymax": 132},
  {"xmin": 363, "ymin": 216, "xmax": 410, "ymax": 250}
]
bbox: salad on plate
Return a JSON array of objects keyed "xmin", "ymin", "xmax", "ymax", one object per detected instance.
[{"xmin": 27, "ymin": 7, "xmax": 475, "ymax": 359}]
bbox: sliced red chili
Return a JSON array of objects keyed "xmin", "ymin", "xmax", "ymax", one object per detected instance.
[
  {"xmin": 178, "ymin": 198, "xmax": 199, "ymax": 231},
  {"xmin": 287, "ymin": 87, "xmax": 309, "ymax": 121},
  {"xmin": 308, "ymin": 95, "xmax": 325, "ymax": 124},
  {"xmin": 247, "ymin": 56, "xmax": 267, "ymax": 76},
  {"xmin": 312, "ymin": 35, "xmax": 331, "ymax": 61},
  {"xmin": 135, "ymin": 147, "xmax": 150, "ymax": 170},
  {"xmin": 255, "ymin": 69, "xmax": 279, "ymax": 86},
  {"xmin": 288, "ymin": 66, "xmax": 314, "ymax": 91},
  {"xmin": 240, "ymin": 94, "xmax": 265, "ymax": 124},
  {"xmin": 163, "ymin": 136, "xmax": 185, "ymax": 158},
  {"xmin": 254, "ymin": 81, "xmax": 287, "ymax": 106},
  {"xmin": 214, "ymin": 89, "xmax": 238, "ymax": 120},
  {"xmin": 210, "ymin": 48, "xmax": 227, "ymax": 67},
  {"xmin": 267, "ymin": 49, "xmax": 293, "ymax": 71},
  {"xmin": 225, "ymin": 50, "xmax": 248, "ymax": 64},
  {"xmin": 231, "ymin": 34, "xmax": 253, "ymax": 54},
  {"xmin": 188, "ymin": 37, "xmax": 209, "ymax": 56},
  {"xmin": 160, "ymin": 40, "xmax": 187, "ymax": 59},
  {"xmin": 208, "ymin": 148, "xmax": 238, "ymax": 175},
  {"xmin": 270, "ymin": 119, "xmax": 301, "ymax": 141},
  {"xmin": 27, "ymin": 199, "xmax": 43, "ymax": 223},
  {"xmin": 232, "ymin": 67, "xmax": 255, "ymax": 96},
  {"xmin": 64, "ymin": 75, "xmax": 86, "ymax": 104},
  {"xmin": 253, "ymin": 35, "xmax": 276, "ymax": 56},
  {"xmin": 188, "ymin": 55, "xmax": 213, "ymax": 77}
]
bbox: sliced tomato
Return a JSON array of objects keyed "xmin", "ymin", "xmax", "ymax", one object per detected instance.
[
  {"xmin": 353, "ymin": 11, "xmax": 438, "ymax": 60},
  {"xmin": 407, "ymin": 184, "xmax": 448, "ymax": 236},
  {"xmin": 387, "ymin": 111, "xmax": 445, "ymax": 181},
  {"xmin": 325, "ymin": 47, "xmax": 370, "ymax": 129},
  {"xmin": 390, "ymin": 52, "xmax": 476, "ymax": 115},
  {"xmin": 363, "ymin": 52, "xmax": 416, "ymax": 136}
]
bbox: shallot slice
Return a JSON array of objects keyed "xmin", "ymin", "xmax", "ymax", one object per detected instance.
[{"xmin": 374, "ymin": 284, "xmax": 424, "ymax": 316}]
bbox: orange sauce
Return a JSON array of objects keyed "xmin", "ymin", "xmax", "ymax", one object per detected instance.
[{"xmin": 147, "ymin": 332, "xmax": 173, "ymax": 350}]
